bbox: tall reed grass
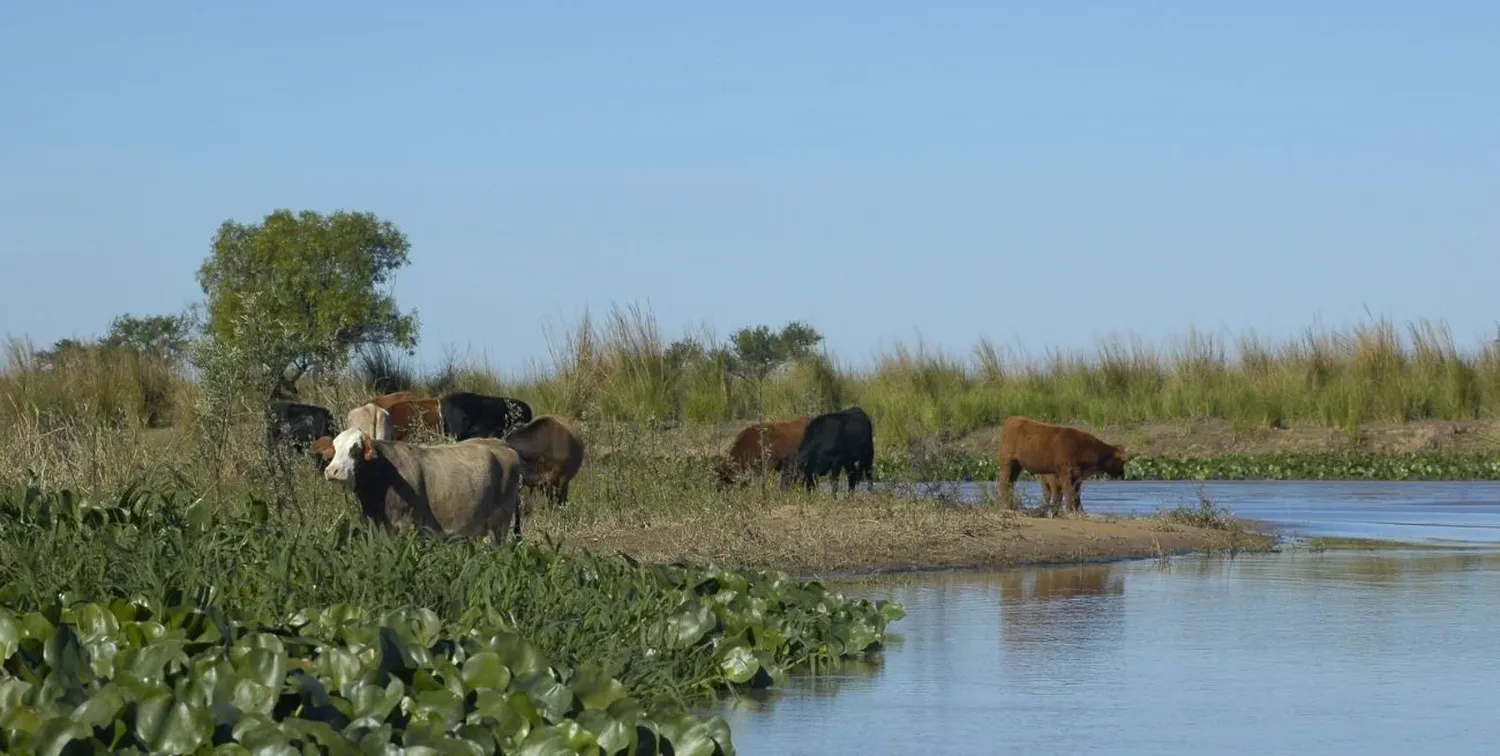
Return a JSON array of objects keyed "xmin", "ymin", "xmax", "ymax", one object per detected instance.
[{"xmin": 7, "ymin": 311, "xmax": 1500, "ymax": 458}]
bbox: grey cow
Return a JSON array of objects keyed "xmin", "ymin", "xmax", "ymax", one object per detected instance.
[{"xmin": 322, "ymin": 427, "xmax": 521, "ymax": 543}]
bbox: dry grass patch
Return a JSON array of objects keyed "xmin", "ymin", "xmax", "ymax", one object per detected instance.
[{"xmin": 529, "ymin": 490, "xmax": 1275, "ymax": 577}]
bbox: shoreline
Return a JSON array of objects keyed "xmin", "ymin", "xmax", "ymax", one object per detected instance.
[
  {"xmin": 537, "ymin": 505, "xmax": 1282, "ymax": 578},
  {"xmin": 540, "ymin": 512, "xmax": 1487, "ymax": 584}
]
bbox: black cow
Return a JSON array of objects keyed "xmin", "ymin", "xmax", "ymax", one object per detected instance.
[
  {"xmin": 266, "ymin": 400, "xmax": 335, "ymax": 453},
  {"xmin": 439, "ymin": 391, "xmax": 534, "ymax": 441},
  {"xmin": 784, "ymin": 406, "xmax": 875, "ymax": 495}
]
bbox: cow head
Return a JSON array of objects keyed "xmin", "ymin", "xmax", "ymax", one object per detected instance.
[
  {"xmin": 1103, "ymin": 446, "xmax": 1133, "ymax": 480},
  {"xmin": 712, "ymin": 456, "xmax": 742, "ymax": 489},
  {"xmin": 324, "ymin": 427, "xmax": 378, "ymax": 486},
  {"xmin": 309, "ymin": 436, "xmax": 336, "ymax": 471}
]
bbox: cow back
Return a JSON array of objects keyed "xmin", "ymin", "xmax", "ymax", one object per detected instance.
[{"xmin": 365, "ymin": 439, "xmax": 513, "ymax": 537}]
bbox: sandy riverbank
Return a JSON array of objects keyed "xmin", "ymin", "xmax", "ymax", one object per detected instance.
[{"xmin": 534, "ymin": 498, "xmax": 1277, "ymax": 577}]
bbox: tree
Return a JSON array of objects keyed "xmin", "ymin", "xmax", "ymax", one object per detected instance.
[
  {"xmin": 195, "ymin": 209, "xmax": 419, "ymax": 398},
  {"xmin": 102, "ymin": 312, "xmax": 192, "ymax": 361},
  {"xmin": 724, "ymin": 321, "xmax": 822, "ymax": 389}
]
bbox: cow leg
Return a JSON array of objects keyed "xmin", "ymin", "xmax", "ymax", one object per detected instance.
[
  {"xmin": 1061, "ymin": 469, "xmax": 1083, "ymax": 516},
  {"xmin": 1046, "ymin": 471, "xmax": 1066, "ymax": 516},
  {"xmin": 997, "ymin": 459, "xmax": 1021, "ymax": 509},
  {"xmin": 780, "ymin": 460, "xmax": 802, "ymax": 489}
]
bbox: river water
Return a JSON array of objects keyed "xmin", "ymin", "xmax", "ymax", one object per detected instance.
[{"xmin": 711, "ymin": 480, "xmax": 1500, "ymax": 754}]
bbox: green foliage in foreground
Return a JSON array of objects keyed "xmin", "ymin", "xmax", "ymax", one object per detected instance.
[
  {"xmin": 0, "ymin": 486, "xmax": 904, "ymax": 754},
  {"xmin": 872, "ymin": 451, "xmax": 1500, "ymax": 482},
  {"xmin": 0, "ymin": 601, "xmax": 733, "ymax": 754}
]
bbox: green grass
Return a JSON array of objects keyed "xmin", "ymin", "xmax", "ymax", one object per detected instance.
[
  {"xmin": 9, "ymin": 310, "xmax": 1500, "ymax": 453},
  {"xmin": 0, "ymin": 484, "xmax": 902, "ymax": 753}
]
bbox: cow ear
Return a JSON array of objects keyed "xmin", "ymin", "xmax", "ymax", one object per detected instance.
[{"xmin": 361, "ymin": 435, "xmax": 377, "ymax": 461}]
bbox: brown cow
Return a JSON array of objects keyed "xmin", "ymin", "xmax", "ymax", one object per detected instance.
[
  {"xmin": 996, "ymin": 416, "xmax": 1131, "ymax": 515},
  {"xmin": 502, "ymin": 415, "xmax": 586, "ymax": 512},
  {"xmin": 321, "ymin": 427, "xmax": 520, "ymax": 544},
  {"xmin": 357, "ymin": 392, "xmax": 443, "ymax": 440},
  {"xmin": 714, "ymin": 416, "xmax": 811, "ymax": 488}
]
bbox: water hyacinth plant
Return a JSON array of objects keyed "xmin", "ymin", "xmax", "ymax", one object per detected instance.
[{"xmin": 0, "ymin": 485, "xmax": 904, "ymax": 753}]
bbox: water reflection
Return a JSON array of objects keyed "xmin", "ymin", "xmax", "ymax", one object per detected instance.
[
  {"xmin": 717, "ymin": 547, "xmax": 1500, "ymax": 754},
  {"xmin": 997, "ymin": 564, "xmax": 1124, "ymax": 650}
]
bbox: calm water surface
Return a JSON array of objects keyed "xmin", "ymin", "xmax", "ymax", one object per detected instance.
[
  {"xmin": 919, "ymin": 479, "xmax": 1500, "ymax": 543},
  {"xmin": 711, "ymin": 481, "xmax": 1500, "ymax": 754}
]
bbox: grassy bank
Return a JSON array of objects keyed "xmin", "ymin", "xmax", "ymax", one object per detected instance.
[{"xmin": 9, "ymin": 312, "xmax": 1500, "ymax": 454}]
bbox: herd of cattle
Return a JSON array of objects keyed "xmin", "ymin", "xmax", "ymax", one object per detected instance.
[
  {"xmin": 266, "ymin": 390, "xmax": 582, "ymax": 546},
  {"xmin": 711, "ymin": 411, "xmax": 1132, "ymax": 514},
  {"xmin": 266, "ymin": 389, "xmax": 1133, "ymax": 546}
]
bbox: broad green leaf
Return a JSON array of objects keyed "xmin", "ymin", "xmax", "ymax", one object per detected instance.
[
  {"xmin": 346, "ymin": 678, "xmax": 404, "ymax": 722},
  {"xmin": 717, "ymin": 646, "xmax": 760, "ymax": 685},
  {"xmin": 407, "ymin": 688, "xmax": 464, "ymax": 731},
  {"xmin": 575, "ymin": 709, "xmax": 635, "ymax": 755},
  {"xmin": 568, "ymin": 662, "xmax": 626, "ymax": 711},
  {"xmin": 70, "ymin": 684, "xmax": 126, "ymax": 730},
  {"xmin": 228, "ymin": 678, "xmax": 276, "ymax": 717},
  {"xmin": 516, "ymin": 721, "xmax": 599, "ymax": 756},
  {"xmin": 31, "ymin": 715, "xmax": 91, "ymax": 756},
  {"xmin": 655, "ymin": 712, "xmax": 729, "ymax": 756},
  {"xmin": 459, "ymin": 651, "xmax": 511, "ymax": 693},
  {"xmin": 235, "ymin": 648, "xmax": 287, "ymax": 693},
  {"xmin": 0, "ymin": 611, "xmax": 20, "ymax": 661},
  {"xmin": 134, "ymin": 692, "xmax": 211, "ymax": 754},
  {"xmin": 663, "ymin": 602, "xmax": 715, "ymax": 649},
  {"xmin": 516, "ymin": 672, "xmax": 575, "ymax": 723},
  {"xmin": 318, "ymin": 646, "xmax": 366, "ymax": 693},
  {"xmin": 281, "ymin": 717, "xmax": 359, "ymax": 755}
]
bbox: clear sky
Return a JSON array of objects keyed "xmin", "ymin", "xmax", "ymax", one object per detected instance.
[{"xmin": 3, "ymin": 2, "xmax": 1497, "ymax": 375}]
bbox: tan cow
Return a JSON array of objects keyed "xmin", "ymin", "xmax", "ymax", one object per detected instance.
[
  {"xmin": 345, "ymin": 403, "xmax": 396, "ymax": 440},
  {"xmin": 322, "ymin": 427, "xmax": 519, "ymax": 544}
]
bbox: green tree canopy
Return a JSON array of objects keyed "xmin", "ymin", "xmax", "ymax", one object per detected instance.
[
  {"xmin": 195, "ymin": 209, "xmax": 419, "ymax": 397},
  {"xmin": 724, "ymin": 320, "xmax": 824, "ymax": 383},
  {"xmin": 102, "ymin": 312, "xmax": 193, "ymax": 361}
]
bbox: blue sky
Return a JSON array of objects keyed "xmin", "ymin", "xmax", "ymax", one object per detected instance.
[{"xmin": 3, "ymin": 1, "xmax": 1497, "ymax": 374}]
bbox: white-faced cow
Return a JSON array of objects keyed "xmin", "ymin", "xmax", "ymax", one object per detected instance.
[{"xmin": 322, "ymin": 427, "xmax": 520, "ymax": 543}]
